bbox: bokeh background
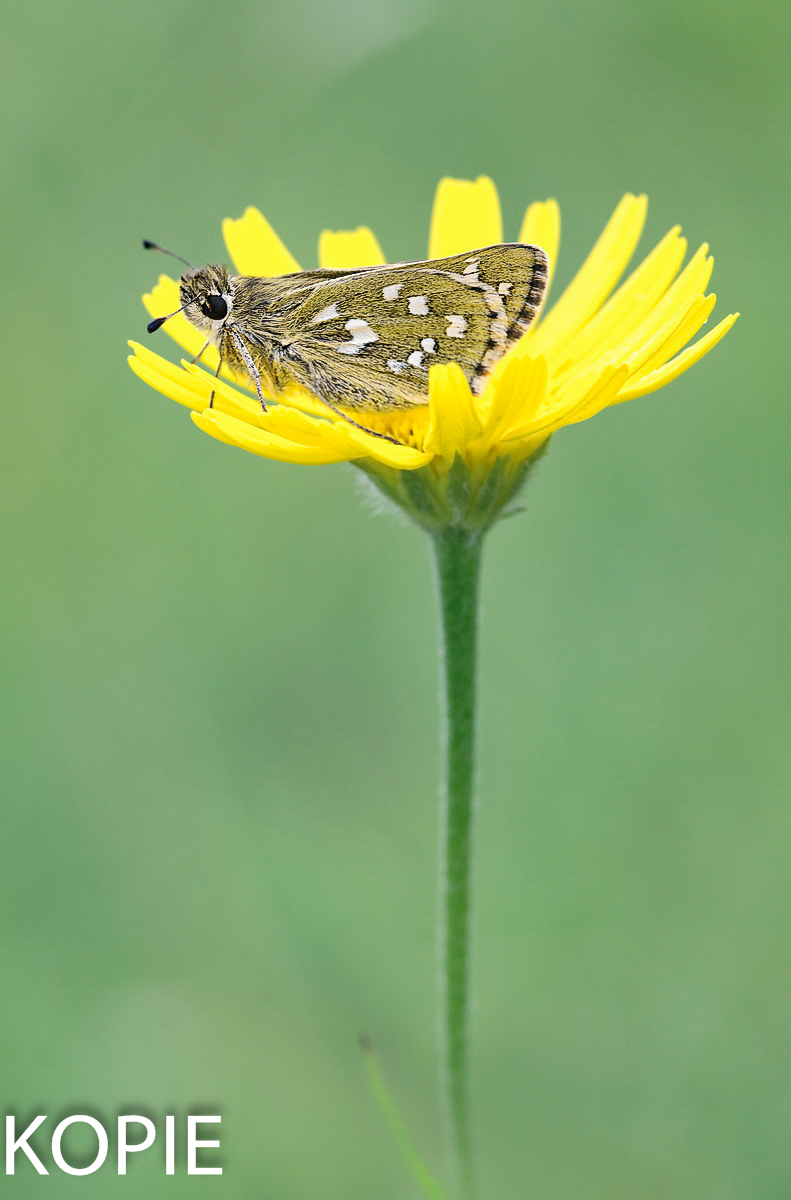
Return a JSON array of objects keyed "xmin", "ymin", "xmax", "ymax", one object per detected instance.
[{"xmin": 2, "ymin": 0, "xmax": 789, "ymax": 1196}]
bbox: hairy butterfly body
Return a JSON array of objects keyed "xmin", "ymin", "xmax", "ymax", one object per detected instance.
[{"xmin": 147, "ymin": 243, "xmax": 549, "ymax": 436}]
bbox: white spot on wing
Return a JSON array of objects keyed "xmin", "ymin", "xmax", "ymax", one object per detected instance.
[
  {"xmin": 407, "ymin": 351, "xmax": 424, "ymax": 368},
  {"xmin": 337, "ymin": 344, "xmax": 360, "ymax": 355},
  {"xmin": 387, "ymin": 359, "xmax": 406, "ymax": 373},
  {"xmin": 382, "ymin": 283, "xmax": 403, "ymax": 300},
  {"xmin": 408, "ymin": 295, "xmax": 429, "ymax": 315},
  {"xmin": 463, "ymin": 258, "xmax": 480, "ymax": 276},
  {"xmin": 421, "ymin": 337, "xmax": 436, "ymax": 354},
  {"xmin": 344, "ymin": 318, "xmax": 378, "ymax": 347},
  {"xmin": 312, "ymin": 303, "xmax": 340, "ymax": 323},
  {"xmin": 446, "ymin": 314, "xmax": 467, "ymax": 339},
  {"xmin": 498, "ymin": 281, "xmax": 513, "ymax": 295}
]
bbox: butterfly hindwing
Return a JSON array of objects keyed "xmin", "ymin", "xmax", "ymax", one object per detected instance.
[{"xmin": 430, "ymin": 244, "xmax": 549, "ymax": 347}]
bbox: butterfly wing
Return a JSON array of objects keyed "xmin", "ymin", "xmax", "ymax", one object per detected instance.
[{"xmin": 275, "ymin": 244, "xmax": 549, "ymax": 412}]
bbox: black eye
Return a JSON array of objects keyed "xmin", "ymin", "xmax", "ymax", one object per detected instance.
[{"xmin": 200, "ymin": 293, "xmax": 228, "ymax": 320}]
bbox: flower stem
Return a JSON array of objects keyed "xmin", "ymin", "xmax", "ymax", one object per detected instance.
[{"xmin": 431, "ymin": 526, "xmax": 484, "ymax": 1200}]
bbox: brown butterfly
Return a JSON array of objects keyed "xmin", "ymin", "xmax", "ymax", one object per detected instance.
[{"xmin": 145, "ymin": 241, "xmax": 548, "ymax": 440}]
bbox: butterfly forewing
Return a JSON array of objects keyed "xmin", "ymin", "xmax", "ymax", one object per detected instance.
[{"xmin": 279, "ymin": 244, "xmax": 548, "ymax": 411}]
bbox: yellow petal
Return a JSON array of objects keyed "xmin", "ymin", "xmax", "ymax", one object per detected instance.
[
  {"xmin": 586, "ymin": 244, "xmax": 715, "ymax": 372},
  {"xmin": 626, "ymin": 293, "xmax": 716, "ymax": 380},
  {"xmin": 616, "ymin": 312, "xmax": 739, "ymax": 402},
  {"xmin": 182, "ymin": 362, "xmax": 266, "ymax": 422},
  {"xmin": 428, "ymin": 176, "xmax": 503, "ymax": 259},
  {"xmin": 546, "ymin": 366, "xmax": 632, "ymax": 435},
  {"xmin": 232, "ymin": 403, "xmax": 331, "ymax": 446},
  {"xmin": 559, "ymin": 364, "xmax": 632, "ymax": 426},
  {"xmin": 553, "ymin": 292, "xmax": 713, "ymax": 407},
  {"xmin": 524, "ymin": 193, "xmax": 648, "ymax": 359},
  {"xmin": 253, "ymin": 400, "xmax": 376, "ymax": 452},
  {"xmin": 552, "ymin": 226, "xmax": 688, "ymax": 374},
  {"xmin": 129, "ymin": 341, "xmax": 266, "ymax": 424},
  {"xmin": 128, "ymin": 341, "xmax": 209, "ymax": 411},
  {"xmin": 193, "ymin": 409, "xmax": 348, "ymax": 463},
  {"xmin": 480, "ymin": 355, "xmax": 548, "ymax": 445},
  {"xmin": 424, "ymin": 363, "xmax": 483, "ymax": 460},
  {"xmin": 318, "ymin": 418, "xmax": 433, "ymax": 469},
  {"xmin": 318, "ymin": 228, "xmax": 386, "ymax": 269},
  {"xmin": 188, "ymin": 363, "xmax": 429, "ymax": 469},
  {"xmin": 505, "ymin": 364, "xmax": 629, "ymax": 442},
  {"xmin": 222, "ymin": 206, "xmax": 301, "ymax": 276},
  {"xmin": 193, "ymin": 406, "xmax": 430, "ymax": 470},
  {"xmin": 507, "ymin": 431, "xmax": 553, "ymax": 469},
  {"xmin": 659, "ymin": 242, "xmax": 714, "ymax": 307},
  {"xmin": 518, "ymin": 200, "xmax": 560, "ymax": 284}
]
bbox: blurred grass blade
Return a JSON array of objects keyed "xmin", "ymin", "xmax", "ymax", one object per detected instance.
[{"xmin": 359, "ymin": 1036, "xmax": 452, "ymax": 1200}]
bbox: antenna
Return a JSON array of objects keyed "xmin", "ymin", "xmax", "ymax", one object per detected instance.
[
  {"xmin": 142, "ymin": 241, "xmax": 203, "ymax": 332},
  {"xmin": 142, "ymin": 240, "xmax": 194, "ymax": 269},
  {"xmin": 146, "ymin": 297, "xmax": 203, "ymax": 334},
  {"xmin": 143, "ymin": 240, "xmax": 203, "ymax": 331}
]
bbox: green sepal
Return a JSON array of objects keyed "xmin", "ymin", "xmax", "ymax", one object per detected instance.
[{"xmin": 356, "ymin": 439, "xmax": 550, "ymax": 534}]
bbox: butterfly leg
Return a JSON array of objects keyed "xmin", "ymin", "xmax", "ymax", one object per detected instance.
[
  {"xmin": 208, "ymin": 358, "xmax": 223, "ymax": 409},
  {"xmin": 186, "ymin": 339, "xmax": 223, "ymax": 408},
  {"xmin": 315, "ymin": 395, "xmax": 400, "ymax": 446},
  {"xmin": 227, "ymin": 327, "xmax": 267, "ymax": 412},
  {"xmin": 189, "ymin": 338, "xmax": 212, "ymax": 366}
]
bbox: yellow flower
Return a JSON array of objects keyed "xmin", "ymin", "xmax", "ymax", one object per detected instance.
[{"xmin": 128, "ymin": 177, "xmax": 737, "ymax": 525}]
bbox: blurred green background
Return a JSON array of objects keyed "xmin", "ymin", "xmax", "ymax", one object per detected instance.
[{"xmin": 2, "ymin": 0, "xmax": 789, "ymax": 1196}]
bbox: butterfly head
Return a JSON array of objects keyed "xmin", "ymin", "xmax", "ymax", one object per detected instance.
[
  {"xmin": 179, "ymin": 265, "xmax": 234, "ymax": 338},
  {"xmin": 143, "ymin": 241, "xmax": 233, "ymax": 337}
]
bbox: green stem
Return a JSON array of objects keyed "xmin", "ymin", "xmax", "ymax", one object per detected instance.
[{"xmin": 431, "ymin": 526, "xmax": 484, "ymax": 1200}]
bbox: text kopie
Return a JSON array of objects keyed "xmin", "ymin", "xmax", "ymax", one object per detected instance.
[{"xmin": 4, "ymin": 1113, "xmax": 221, "ymax": 1175}]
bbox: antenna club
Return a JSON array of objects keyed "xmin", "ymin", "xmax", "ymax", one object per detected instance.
[
  {"xmin": 147, "ymin": 316, "xmax": 167, "ymax": 334},
  {"xmin": 141, "ymin": 240, "xmax": 194, "ymax": 269}
]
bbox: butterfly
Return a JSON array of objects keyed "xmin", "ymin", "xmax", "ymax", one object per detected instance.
[{"xmin": 145, "ymin": 242, "xmax": 549, "ymax": 440}]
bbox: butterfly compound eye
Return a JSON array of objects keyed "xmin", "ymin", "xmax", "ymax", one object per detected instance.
[{"xmin": 201, "ymin": 294, "xmax": 228, "ymax": 320}]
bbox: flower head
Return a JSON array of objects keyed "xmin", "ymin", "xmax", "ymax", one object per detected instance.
[{"xmin": 129, "ymin": 177, "xmax": 737, "ymax": 529}]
